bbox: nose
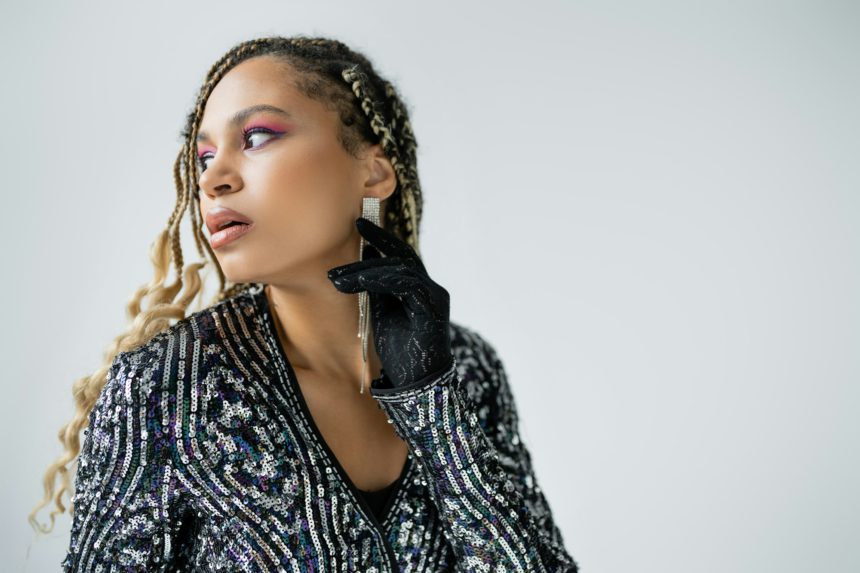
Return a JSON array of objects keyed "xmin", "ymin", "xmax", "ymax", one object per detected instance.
[{"xmin": 197, "ymin": 155, "xmax": 243, "ymax": 199}]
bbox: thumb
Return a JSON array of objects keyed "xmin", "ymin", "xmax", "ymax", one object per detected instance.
[{"xmin": 362, "ymin": 243, "xmax": 382, "ymax": 259}]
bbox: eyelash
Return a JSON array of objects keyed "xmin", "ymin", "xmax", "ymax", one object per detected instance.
[{"xmin": 197, "ymin": 127, "xmax": 281, "ymax": 172}]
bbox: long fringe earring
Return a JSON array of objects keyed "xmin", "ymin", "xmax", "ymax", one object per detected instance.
[{"xmin": 358, "ymin": 197, "xmax": 381, "ymax": 394}]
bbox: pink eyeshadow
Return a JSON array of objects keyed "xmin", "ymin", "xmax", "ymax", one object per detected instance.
[{"xmin": 245, "ymin": 122, "xmax": 289, "ymax": 133}]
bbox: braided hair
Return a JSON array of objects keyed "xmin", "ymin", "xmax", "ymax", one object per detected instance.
[
  {"xmin": 29, "ymin": 34, "xmax": 425, "ymax": 534},
  {"xmin": 178, "ymin": 35, "xmax": 425, "ymax": 301}
]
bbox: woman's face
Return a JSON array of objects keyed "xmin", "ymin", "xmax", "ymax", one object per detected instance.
[{"xmin": 196, "ymin": 55, "xmax": 393, "ymax": 287}]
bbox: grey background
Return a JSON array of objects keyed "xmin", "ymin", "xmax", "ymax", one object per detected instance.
[{"xmin": 2, "ymin": 0, "xmax": 858, "ymax": 571}]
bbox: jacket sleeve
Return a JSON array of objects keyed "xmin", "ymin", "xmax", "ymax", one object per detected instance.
[
  {"xmin": 370, "ymin": 330, "xmax": 580, "ymax": 572},
  {"xmin": 62, "ymin": 352, "xmax": 187, "ymax": 572}
]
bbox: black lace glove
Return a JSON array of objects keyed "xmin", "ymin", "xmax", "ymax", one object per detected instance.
[{"xmin": 327, "ymin": 217, "xmax": 454, "ymax": 390}]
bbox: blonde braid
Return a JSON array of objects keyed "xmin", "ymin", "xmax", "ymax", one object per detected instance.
[
  {"xmin": 30, "ymin": 35, "xmax": 430, "ymax": 534},
  {"xmin": 341, "ymin": 65, "xmax": 422, "ymax": 256},
  {"xmin": 383, "ymin": 80, "xmax": 423, "ymax": 249}
]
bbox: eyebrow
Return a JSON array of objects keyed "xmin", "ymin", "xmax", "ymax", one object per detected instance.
[{"xmin": 196, "ymin": 104, "xmax": 292, "ymax": 143}]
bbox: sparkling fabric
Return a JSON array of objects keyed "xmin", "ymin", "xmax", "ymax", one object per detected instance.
[{"xmin": 62, "ymin": 283, "xmax": 579, "ymax": 572}]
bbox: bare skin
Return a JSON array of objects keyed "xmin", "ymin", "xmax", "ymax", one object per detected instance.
[{"xmin": 197, "ymin": 55, "xmax": 408, "ymax": 492}]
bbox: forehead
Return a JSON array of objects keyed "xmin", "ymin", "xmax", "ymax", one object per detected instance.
[{"xmin": 198, "ymin": 56, "xmax": 317, "ymax": 130}]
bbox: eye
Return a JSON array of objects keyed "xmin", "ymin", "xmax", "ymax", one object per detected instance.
[
  {"xmin": 243, "ymin": 126, "xmax": 278, "ymax": 149},
  {"xmin": 196, "ymin": 127, "xmax": 281, "ymax": 172},
  {"xmin": 197, "ymin": 153, "xmax": 212, "ymax": 172}
]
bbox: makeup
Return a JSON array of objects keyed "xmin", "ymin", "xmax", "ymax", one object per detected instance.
[
  {"xmin": 197, "ymin": 123, "xmax": 288, "ymax": 172},
  {"xmin": 209, "ymin": 221, "xmax": 255, "ymax": 249}
]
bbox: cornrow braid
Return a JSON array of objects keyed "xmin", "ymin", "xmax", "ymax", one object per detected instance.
[
  {"xmin": 341, "ymin": 64, "xmax": 422, "ymax": 251},
  {"xmin": 29, "ymin": 34, "xmax": 428, "ymax": 535},
  {"xmin": 176, "ymin": 35, "xmax": 425, "ymax": 300}
]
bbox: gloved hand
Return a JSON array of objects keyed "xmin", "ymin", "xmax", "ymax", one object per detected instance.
[{"xmin": 327, "ymin": 217, "xmax": 454, "ymax": 390}]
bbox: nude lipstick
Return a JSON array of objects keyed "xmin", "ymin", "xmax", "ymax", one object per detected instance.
[{"xmin": 205, "ymin": 206, "xmax": 255, "ymax": 249}]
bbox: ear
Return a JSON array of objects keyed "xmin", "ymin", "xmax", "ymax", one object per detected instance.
[{"xmin": 363, "ymin": 143, "xmax": 397, "ymax": 204}]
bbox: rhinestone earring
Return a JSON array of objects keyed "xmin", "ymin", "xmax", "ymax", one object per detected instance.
[{"xmin": 357, "ymin": 197, "xmax": 380, "ymax": 394}]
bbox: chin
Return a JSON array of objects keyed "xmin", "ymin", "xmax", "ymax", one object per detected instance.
[{"xmin": 215, "ymin": 260, "xmax": 263, "ymax": 286}]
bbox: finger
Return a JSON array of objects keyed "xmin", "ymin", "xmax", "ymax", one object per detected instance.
[
  {"xmin": 327, "ymin": 243, "xmax": 383, "ymax": 280},
  {"xmin": 328, "ymin": 254, "xmax": 408, "ymax": 281},
  {"xmin": 329, "ymin": 262, "xmax": 436, "ymax": 314},
  {"xmin": 362, "ymin": 243, "xmax": 382, "ymax": 260},
  {"xmin": 355, "ymin": 217, "xmax": 421, "ymax": 263}
]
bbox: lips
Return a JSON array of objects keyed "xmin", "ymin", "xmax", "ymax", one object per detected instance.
[{"xmin": 205, "ymin": 206, "xmax": 254, "ymax": 235}]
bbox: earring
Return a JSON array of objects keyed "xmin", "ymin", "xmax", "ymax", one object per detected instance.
[{"xmin": 357, "ymin": 197, "xmax": 380, "ymax": 394}]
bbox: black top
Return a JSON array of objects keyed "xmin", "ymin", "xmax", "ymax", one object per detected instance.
[{"xmin": 357, "ymin": 471, "xmax": 404, "ymax": 521}]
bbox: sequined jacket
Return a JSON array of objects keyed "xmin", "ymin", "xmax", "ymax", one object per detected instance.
[{"xmin": 62, "ymin": 284, "xmax": 579, "ymax": 572}]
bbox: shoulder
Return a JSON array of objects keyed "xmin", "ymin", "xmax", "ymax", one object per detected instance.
[
  {"xmin": 105, "ymin": 287, "xmax": 261, "ymax": 403},
  {"xmin": 448, "ymin": 320, "xmax": 518, "ymax": 433},
  {"xmin": 449, "ymin": 320, "xmax": 505, "ymax": 372}
]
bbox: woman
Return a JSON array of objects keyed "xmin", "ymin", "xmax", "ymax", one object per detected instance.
[{"xmin": 31, "ymin": 35, "xmax": 579, "ymax": 572}]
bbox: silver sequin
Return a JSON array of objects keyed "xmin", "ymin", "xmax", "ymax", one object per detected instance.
[{"xmin": 62, "ymin": 284, "xmax": 578, "ymax": 572}]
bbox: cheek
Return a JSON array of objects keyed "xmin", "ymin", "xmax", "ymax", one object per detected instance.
[{"xmin": 252, "ymin": 143, "xmax": 358, "ymax": 247}]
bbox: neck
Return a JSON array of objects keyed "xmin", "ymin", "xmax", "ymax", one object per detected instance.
[{"xmin": 263, "ymin": 279, "xmax": 381, "ymax": 390}]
